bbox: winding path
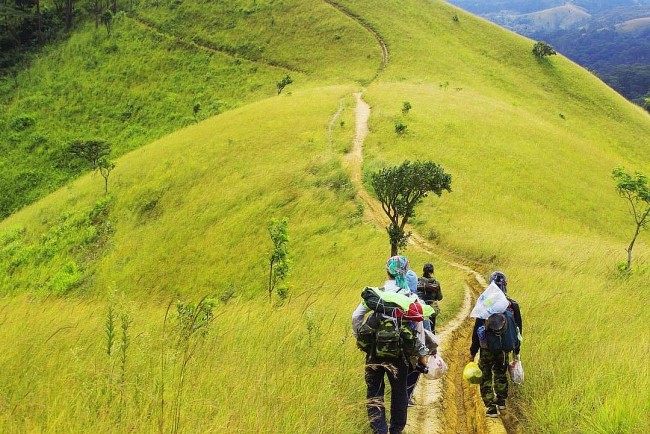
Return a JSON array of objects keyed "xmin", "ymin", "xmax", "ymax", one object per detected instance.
[
  {"xmin": 318, "ymin": 2, "xmax": 517, "ymax": 431},
  {"xmin": 339, "ymin": 92, "xmax": 515, "ymax": 434}
]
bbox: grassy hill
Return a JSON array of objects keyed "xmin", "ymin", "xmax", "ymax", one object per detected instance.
[
  {"xmin": 1, "ymin": 0, "xmax": 650, "ymax": 433},
  {"xmin": 0, "ymin": 0, "xmax": 379, "ymax": 219}
]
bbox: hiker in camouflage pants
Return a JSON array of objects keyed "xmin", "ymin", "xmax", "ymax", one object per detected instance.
[
  {"xmin": 469, "ymin": 271, "xmax": 522, "ymax": 418},
  {"xmin": 478, "ymin": 350, "xmax": 508, "ymax": 406}
]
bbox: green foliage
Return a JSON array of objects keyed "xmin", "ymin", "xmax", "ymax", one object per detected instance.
[
  {"xmin": 69, "ymin": 140, "xmax": 111, "ymax": 171},
  {"xmin": 612, "ymin": 167, "xmax": 650, "ymax": 270},
  {"xmin": 105, "ymin": 304, "xmax": 116, "ymax": 356},
  {"xmin": 10, "ymin": 114, "xmax": 36, "ymax": 131},
  {"xmin": 98, "ymin": 157, "xmax": 116, "ymax": 194},
  {"xmin": 267, "ymin": 217, "xmax": 289, "ymax": 302},
  {"xmin": 0, "ymin": 197, "xmax": 114, "ymax": 294},
  {"xmin": 276, "ymin": 74, "xmax": 293, "ymax": 95},
  {"xmin": 401, "ymin": 101, "xmax": 412, "ymax": 114},
  {"xmin": 47, "ymin": 260, "xmax": 83, "ymax": 294},
  {"xmin": 175, "ymin": 297, "xmax": 216, "ymax": 341},
  {"xmin": 101, "ymin": 11, "xmax": 114, "ymax": 36},
  {"xmin": 532, "ymin": 40, "xmax": 557, "ymax": 58},
  {"xmin": 371, "ymin": 160, "xmax": 452, "ymax": 255},
  {"xmin": 394, "ymin": 121, "xmax": 407, "ymax": 134},
  {"xmin": 192, "ymin": 102, "xmax": 201, "ymax": 122},
  {"xmin": 172, "ymin": 296, "xmax": 216, "ymax": 433}
]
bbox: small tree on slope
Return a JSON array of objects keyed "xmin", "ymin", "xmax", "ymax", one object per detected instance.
[
  {"xmin": 371, "ymin": 160, "xmax": 452, "ymax": 256},
  {"xmin": 69, "ymin": 140, "xmax": 111, "ymax": 171},
  {"xmin": 267, "ymin": 218, "xmax": 289, "ymax": 302},
  {"xmin": 612, "ymin": 167, "xmax": 650, "ymax": 271},
  {"xmin": 532, "ymin": 41, "xmax": 556, "ymax": 58}
]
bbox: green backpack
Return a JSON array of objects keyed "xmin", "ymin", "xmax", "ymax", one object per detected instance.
[{"xmin": 356, "ymin": 315, "xmax": 420, "ymax": 359}]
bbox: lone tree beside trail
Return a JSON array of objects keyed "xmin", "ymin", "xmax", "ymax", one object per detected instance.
[
  {"xmin": 69, "ymin": 140, "xmax": 110, "ymax": 171},
  {"xmin": 371, "ymin": 160, "xmax": 452, "ymax": 256},
  {"xmin": 267, "ymin": 217, "xmax": 289, "ymax": 302},
  {"xmin": 612, "ymin": 167, "xmax": 650, "ymax": 271}
]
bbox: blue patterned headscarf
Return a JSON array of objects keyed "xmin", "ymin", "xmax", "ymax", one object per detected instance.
[{"xmin": 386, "ymin": 255, "xmax": 410, "ymax": 290}]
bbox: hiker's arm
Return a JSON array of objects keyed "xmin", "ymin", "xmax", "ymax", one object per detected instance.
[
  {"xmin": 435, "ymin": 282, "xmax": 443, "ymax": 301},
  {"xmin": 469, "ymin": 318, "xmax": 482, "ymax": 359},
  {"xmin": 351, "ymin": 303, "xmax": 369, "ymax": 337},
  {"xmin": 511, "ymin": 300, "xmax": 522, "ymax": 335}
]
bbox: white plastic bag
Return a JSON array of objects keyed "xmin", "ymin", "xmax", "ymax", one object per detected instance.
[
  {"xmin": 423, "ymin": 328, "xmax": 441, "ymax": 354},
  {"xmin": 508, "ymin": 359, "xmax": 524, "ymax": 385},
  {"xmin": 470, "ymin": 282, "xmax": 509, "ymax": 319},
  {"xmin": 424, "ymin": 354, "xmax": 448, "ymax": 380}
]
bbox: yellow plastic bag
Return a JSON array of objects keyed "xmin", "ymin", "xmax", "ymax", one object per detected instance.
[{"xmin": 463, "ymin": 362, "xmax": 483, "ymax": 384}]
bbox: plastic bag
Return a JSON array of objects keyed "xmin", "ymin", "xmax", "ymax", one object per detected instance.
[
  {"xmin": 423, "ymin": 329, "xmax": 441, "ymax": 354},
  {"xmin": 424, "ymin": 354, "xmax": 448, "ymax": 380},
  {"xmin": 463, "ymin": 361, "xmax": 483, "ymax": 384},
  {"xmin": 470, "ymin": 282, "xmax": 509, "ymax": 319},
  {"xmin": 508, "ymin": 359, "xmax": 524, "ymax": 385}
]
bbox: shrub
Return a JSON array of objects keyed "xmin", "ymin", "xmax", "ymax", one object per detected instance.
[
  {"xmin": 532, "ymin": 41, "xmax": 557, "ymax": 58},
  {"xmin": 395, "ymin": 121, "xmax": 408, "ymax": 134},
  {"xmin": 10, "ymin": 115, "xmax": 36, "ymax": 131}
]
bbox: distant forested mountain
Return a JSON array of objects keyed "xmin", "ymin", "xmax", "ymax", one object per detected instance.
[
  {"xmin": 448, "ymin": 0, "xmax": 650, "ymax": 108},
  {"xmin": 450, "ymin": 0, "xmax": 650, "ymax": 15}
]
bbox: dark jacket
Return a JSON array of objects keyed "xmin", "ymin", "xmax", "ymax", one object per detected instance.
[
  {"xmin": 416, "ymin": 276, "xmax": 443, "ymax": 305},
  {"xmin": 470, "ymin": 298, "xmax": 522, "ymax": 357}
]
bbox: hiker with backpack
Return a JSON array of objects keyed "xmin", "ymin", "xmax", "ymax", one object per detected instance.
[
  {"xmin": 416, "ymin": 263, "xmax": 443, "ymax": 333},
  {"xmin": 352, "ymin": 256, "xmax": 431, "ymax": 434},
  {"xmin": 469, "ymin": 271, "xmax": 523, "ymax": 418}
]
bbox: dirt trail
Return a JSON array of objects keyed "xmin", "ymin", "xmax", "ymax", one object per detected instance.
[{"xmin": 341, "ymin": 93, "xmax": 516, "ymax": 434}]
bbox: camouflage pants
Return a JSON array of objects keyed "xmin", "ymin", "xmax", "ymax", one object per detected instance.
[{"xmin": 478, "ymin": 350, "xmax": 509, "ymax": 406}]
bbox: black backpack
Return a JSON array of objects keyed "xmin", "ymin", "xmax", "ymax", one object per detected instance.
[{"xmin": 485, "ymin": 309, "xmax": 518, "ymax": 352}]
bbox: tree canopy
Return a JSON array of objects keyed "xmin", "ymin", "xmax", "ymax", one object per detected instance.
[
  {"xmin": 371, "ymin": 160, "xmax": 452, "ymax": 255},
  {"xmin": 612, "ymin": 167, "xmax": 650, "ymax": 270}
]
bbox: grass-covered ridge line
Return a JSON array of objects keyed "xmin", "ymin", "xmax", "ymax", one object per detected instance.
[{"xmin": 0, "ymin": 0, "xmax": 378, "ymax": 219}]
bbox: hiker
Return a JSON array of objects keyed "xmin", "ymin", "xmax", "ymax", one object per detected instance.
[
  {"xmin": 352, "ymin": 256, "xmax": 430, "ymax": 434},
  {"xmin": 469, "ymin": 271, "xmax": 523, "ymax": 418},
  {"xmin": 405, "ymin": 269, "xmax": 422, "ymax": 405},
  {"xmin": 416, "ymin": 263, "xmax": 443, "ymax": 333}
]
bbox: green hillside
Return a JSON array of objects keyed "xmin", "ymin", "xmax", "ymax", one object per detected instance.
[
  {"xmin": 0, "ymin": 0, "xmax": 378, "ymax": 219},
  {"xmin": 1, "ymin": 0, "xmax": 650, "ymax": 433}
]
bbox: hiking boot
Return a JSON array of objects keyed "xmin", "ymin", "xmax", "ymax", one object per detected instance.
[
  {"xmin": 486, "ymin": 405, "xmax": 498, "ymax": 418},
  {"xmin": 496, "ymin": 399, "xmax": 506, "ymax": 410}
]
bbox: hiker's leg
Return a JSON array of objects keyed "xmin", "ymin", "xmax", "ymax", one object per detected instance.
[
  {"xmin": 478, "ymin": 350, "xmax": 496, "ymax": 406},
  {"xmin": 365, "ymin": 362, "xmax": 388, "ymax": 434},
  {"xmin": 429, "ymin": 315, "xmax": 437, "ymax": 334},
  {"xmin": 423, "ymin": 319, "xmax": 431, "ymax": 332},
  {"xmin": 406, "ymin": 365, "xmax": 420, "ymax": 400},
  {"xmin": 386, "ymin": 358, "xmax": 409, "ymax": 434},
  {"xmin": 493, "ymin": 352, "xmax": 509, "ymax": 403}
]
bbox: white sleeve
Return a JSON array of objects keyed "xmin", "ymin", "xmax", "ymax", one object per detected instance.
[
  {"xmin": 416, "ymin": 321, "xmax": 426, "ymax": 345},
  {"xmin": 351, "ymin": 303, "xmax": 370, "ymax": 337}
]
